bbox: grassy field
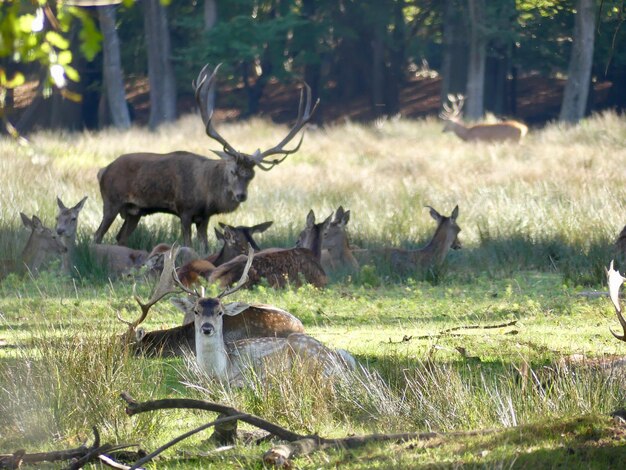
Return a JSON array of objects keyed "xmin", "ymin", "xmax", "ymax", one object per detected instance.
[{"xmin": 1, "ymin": 112, "xmax": 626, "ymax": 468}]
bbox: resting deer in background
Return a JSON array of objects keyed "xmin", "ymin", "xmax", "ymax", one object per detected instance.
[
  {"xmin": 354, "ymin": 205, "xmax": 461, "ymax": 274},
  {"xmin": 118, "ymin": 247, "xmax": 305, "ymax": 357},
  {"xmin": 20, "ymin": 213, "xmax": 67, "ymax": 272},
  {"xmin": 440, "ymin": 95, "xmax": 528, "ymax": 143},
  {"xmin": 56, "ymin": 196, "xmax": 150, "ymax": 277},
  {"xmin": 209, "ymin": 210, "xmax": 330, "ymax": 289},
  {"xmin": 95, "ymin": 64, "xmax": 318, "ymax": 251},
  {"xmin": 171, "ymin": 248, "xmax": 354, "ymax": 384},
  {"xmin": 321, "ymin": 206, "xmax": 359, "ymax": 274}
]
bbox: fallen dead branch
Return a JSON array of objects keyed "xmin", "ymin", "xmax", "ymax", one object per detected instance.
[
  {"xmin": 121, "ymin": 392, "xmax": 497, "ymax": 468},
  {"xmin": 0, "ymin": 427, "xmax": 139, "ymax": 470},
  {"xmin": 386, "ymin": 320, "xmax": 518, "ymax": 344}
]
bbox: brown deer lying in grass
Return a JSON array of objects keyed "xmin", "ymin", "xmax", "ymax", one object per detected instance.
[
  {"xmin": 172, "ymin": 248, "xmax": 354, "ymax": 383},
  {"xmin": 440, "ymin": 95, "xmax": 528, "ymax": 143},
  {"xmin": 353, "ymin": 205, "xmax": 461, "ymax": 274},
  {"xmin": 321, "ymin": 206, "xmax": 360, "ymax": 274},
  {"xmin": 166, "ymin": 221, "xmax": 273, "ymax": 287},
  {"xmin": 20, "ymin": 213, "xmax": 67, "ymax": 273},
  {"xmin": 119, "ymin": 247, "xmax": 305, "ymax": 357},
  {"xmin": 56, "ymin": 196, "xmax": 149, "ymax": 277},
  {"xmin": 208, "ymin": 210, "xmax": 329, "ymax": 289}
]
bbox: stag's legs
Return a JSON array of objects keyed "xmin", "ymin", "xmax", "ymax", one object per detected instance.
[
  {"xmin": 94, "ymin": 204, "xmax": 120, "ymax": 244},
  {"xmin": 180, "ymin": 214, "xmax": 194, "ymax": 250},
  {"xmin": 196, "ymin": 217, "xmax": 210, "ymax": 253},
  {"xmin": 116, "ymin": 214, "xmax": 141, "ymax": 246}
]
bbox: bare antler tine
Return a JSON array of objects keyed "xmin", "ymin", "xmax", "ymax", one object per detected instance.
[
  {"xmin": 117, "ymin": 246, "xmax": 181, "ymax": 329},
  {"xmin": 218, "ymin": 244, "xmax": 254, "ymax": 299},
  {"xmin": 606, "ymin": 260, "xmax": 626, "ymax": 341}
]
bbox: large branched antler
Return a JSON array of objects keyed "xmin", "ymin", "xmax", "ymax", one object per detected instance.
[
  {"xmin": 439, "ymin": 93, "xmax": 465, "ymax": 121},
  {"xmin": 218, "ymin": 244, "xmax": 254, "ymax": 299},
  {"xmin": 117, "ymin": 246, "xmax": 181, "ymax": 329},
  {"xmin": 192, "ymin": 64, "xmax": 319, "ymax": 170},
  {"xmin": 605, "ymin": 260, "xmax": 626, "ymax": 341}
]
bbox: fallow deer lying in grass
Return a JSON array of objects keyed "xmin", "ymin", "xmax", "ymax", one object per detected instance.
[
  {"xmin": 164, "ymin": 221, "xmax": 274, "ymax": 287},
  {"xmin": 20, "ymin": 213, "xmax": 67, "ymax": 273},
  {"xmin": 171, "ymin": 247, "xmax": 354, "ymax": 383},
  {"xmin": 321, "ymin": 206, "xmax": 359, "ymax": 274},
  {"xmin": 119, "ymin": 247, "xmax": 305, "ymax": 357},
  {"xmin": 56, "ymin": 196, "xmax": 149, "ymax": 277},
  {"xmin": 441, "ymin": 95, "xmax": 528, "ymax": 143},
  {"xmin": 208, "ymin": 210, "xmax": 329, "ymax": 289},
  {"xmin": 353, "ymin": 205, "xmax": 461, "ymax": 274}
]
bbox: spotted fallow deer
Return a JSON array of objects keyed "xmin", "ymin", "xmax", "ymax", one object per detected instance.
[
  {"xmin": 171, "ymin": 248, "xmax": 355, "ymax": 384},
  {"xmin": 321, "ymin": 206, "xmax": 359, "ymax": 274},
  {"xmin": 95, "ymin": 64, "xmax": 318, "ymax": 251},
  {"xmin": 440, "ymin": 95, "xmax": 528, "ymax": 143},
  {"xmin": 208, "ymin": 210, "xmax": 330, "ymax": 289},
  {"xmin": 20, "ymin": 213, "xmax": 67, "ymax": 272},
  {"xmin": 118, "ymin": 247, "xmax": 305, "ymax": 357},
  {"xmin": 353, "ymin": 205, "xmax": 461, "ymax": 273}
]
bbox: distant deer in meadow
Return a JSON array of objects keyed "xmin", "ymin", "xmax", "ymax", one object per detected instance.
[
  {"xmin": 321, "ymin": 206, "xmax": 360, "ymax": 274},
  {"xmin": 440, "ymin": 95, "xmax": 528, "ymax": 143},
  {"xmin": 20, "ymin": 213, "xmax": 67, "ymax": 272},
  {"xmin": 605, "ymin": 261, "xmax": 626, "ymax": 343},
  {"xmin": 353, "ymin": 205, "xmax": 461, "ymax": 274},
  {"xmin": 118, "ymin": 247, "xmax": 306, "ymax": 361},
  {"xmin": 208, "ymin": 210, "xmax": 329, "ymax": 289},
  {"xmin": 56, "ymin": 196, "xmax": 150, "ymax": 277}
]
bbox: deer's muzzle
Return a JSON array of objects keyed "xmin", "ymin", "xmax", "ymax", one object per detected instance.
[{"xmin": 200, "ymin": 323, "xmax": 215, "ymax": 336}]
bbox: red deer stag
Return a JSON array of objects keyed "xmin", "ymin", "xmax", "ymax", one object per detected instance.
[
  {"xmin": 119, "ymin": 247, "xmax": 304, "ymax": 357},
  {"xmin": 605, "ymin": 261, "xmax": 626, "ymax": 342},
  {"xmin": 354, "ymin": 205, "xmax": 461, "ymax": 274},
  {"xmin": 171, "ymin": 248, "xmax": 354, "ymax": 384},
  {"xmin": 208, "ymin": 210, "xmax": 330, "ymax": 289},
  {"xmin": 441, "ymin": 95, "xmax": 528, "ymax": 143},
  {"xmin": 95, "ymin": 64, "xmax": 318, "ymax": 251},
  {"xmin": 20, "ymin": 213, "xmax": 67, "ymax": 272},
  {"xmin": 56, "ymin": 196, "xmax": 149, "ymax": 277}
]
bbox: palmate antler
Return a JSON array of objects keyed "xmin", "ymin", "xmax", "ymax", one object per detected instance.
[
  {"xmin": 193, "ymin": 64, "xmax": 319, "ymax": 171},
  {"xmin": 117, "ymin": 246, "xmax": 181, "ymax": 329},
  {"xmin": 605, "ymin": 260, "xmax": 626, "ymax": 341}
]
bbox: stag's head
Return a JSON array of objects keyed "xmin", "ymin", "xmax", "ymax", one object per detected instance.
[
  {"xmin": 193, "ymin": 64, "xmax": 318, "ymax": 204},
  {"xmin": 55, "ymin": 196, "xmax": 87, "ymax": 239},
  {"xmin": 440, "ymin": 94, "xmax": 465, "ymax": 131}
]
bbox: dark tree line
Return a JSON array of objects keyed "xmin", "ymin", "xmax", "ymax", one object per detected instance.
[{"xmin": 3, "ymin": 0, "xmax": 626, "ymax": 132}]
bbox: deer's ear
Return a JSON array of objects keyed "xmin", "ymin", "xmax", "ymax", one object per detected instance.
[
  {"xmin": 428, "ymin": 207, "xmax": 442, "ymax": 222},
  {"xmin": 74, "ymin": 196, "xmax": 88, "ymax": 211},
  {"xmin": 341, "ymin": 209, "xmax": 351, "ymax": 226},
  {"xmin": 57, "ymin": 196, "xmax": 67, "ymax": 210},
  {"xmin": 135, "ymin": 327, "xmax": 146, "ymax": 342},
  {"xmin": 250, "ymin": 221, "xmax": 273, "ymax": 234},
  {"xmin": 306, "ymin": 209, "xmax": 315, "ymax": 227},
  {"xmin": 223, "ymin": 302, "xmax": 250, "ymax": 316},
  {"xmin": 450, "ymin": 205, "xmax": 459, "ymax": 220},
  {"xmin": 170, "ymin": 297, "xmax": 195, "ymax": 313},
  {"xmin": 334, "ymin": 206, "xmax": 345, "ymax": 223},
  {"xmin": 31, "ymin": 215, "xmax": 43, "ymax": 229},
  {"xmin": 214, "ymin": 228, "xmax": 224, "ymax": 241},
  {"xmin": 20, "ymin": 212, "xmax": 33, "ymax": 229}
]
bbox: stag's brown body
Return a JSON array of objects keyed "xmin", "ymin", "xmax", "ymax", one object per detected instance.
[
  {"xmin": 443, "ymin": 120, "xmax": 528, "ymax": 142},
  {"xmin": 134, "ymin": 304, "xmax": 305, "ymax": 357},
  {"xmin": 95, "ymin": 152, "xmax": 254, "ymax": 249}
]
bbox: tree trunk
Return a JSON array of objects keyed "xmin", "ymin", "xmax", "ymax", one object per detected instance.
[
  {"xmin": 98, "ymin": 5, "xmax": 130, "ymax": 129},
  {"xmin": 384, "ymin": 0, "xmax": 405, "ymax": 116},
  {"xmin": 143, "ymin": 0, "xmax": 177, "ymax": 129},
  {"xmin": 204, "ymin": 0, "xmax": 217, "ymax": 30},
  {"xmin": 371, "ymin": 24, "xmax": 385, "ymax": 116},
  {"xmin": 440, "ymin": 0, "xmax": 469, "ymax": 108},
  {"xmin": 465, "ymin": 0, "xmax": 487, "ymax": 120},
  {"xmin": 559, "ymin": 0, "xmax": 596, "ymax": 123}
]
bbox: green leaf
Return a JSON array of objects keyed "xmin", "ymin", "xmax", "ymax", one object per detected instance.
[
  {"xmin": 58, "ymin": 50, "xmax": 72, "ymax": 65},
  {"xmin": 64, "ymin": 65, "xmax": 80, "ymax": 82},
  {"xmin": 45, "ymin": 31, "xmax": 70, "ymax": 50}
]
